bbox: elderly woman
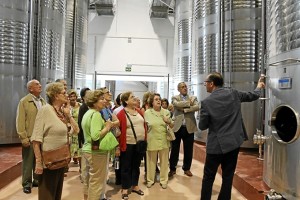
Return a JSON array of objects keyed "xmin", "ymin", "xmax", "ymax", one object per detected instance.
[
  {"xmin": 81, "ymin": 90, "xmax": 113, "ymax": 200},
  {"xmin": 117, "ymin": 91, "xmax": 147, "ymax": 200},
  {"xmin": 98, "ymin": 87, "xmax": 120, "ymax": 200},
  {"xmin": 31, "ymin": 82, "xmax": 79, "ymax": 200},
  {"xmin": 68, "ymin": 89, "xmax": 81, "ymax": 165},
  {"xmin": 144, "ymin": 93, "xmax": 173, "ymax": 189}
]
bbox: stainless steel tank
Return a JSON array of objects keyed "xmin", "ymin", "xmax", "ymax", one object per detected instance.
[
  {"xmin": 263, "ymin": 0, "xmax": 300, "ymax": 199},
  {"xmin": 173, "ymin": 0, "xmax": 193, "ymax": 93},
  {"xmin": 0, "ymin": 0, "xmax": 30, "ymax": 143},
  {"xmin": 73, "ymin": 0, "xmax": 88, "ymax": 90},
  {"xmin": 193, "ymin": 0, "xmax": 221, "ymax": 139},
  {"xmin": 65, "ymin": 0, "xmax": 88, "ymax": 90},
  {"xmin": 193, "ymin": 0, "xmax": 263, "ymax": 148},
  {"xmin": 37, "ymin": 0, "xmax": 66, "ymax": 87}
]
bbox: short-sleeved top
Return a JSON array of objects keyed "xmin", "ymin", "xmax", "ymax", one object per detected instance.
[
  {"xmin": 144, "ymin": 108, "xmax": 171, "ymax": 151},
  {"xmin": 31, "ymin": 104, "xmax": 68, "ymax": 151},
  {"xmin": 81, "ymin": 109, "xmax": 107, "ymax": 154}
]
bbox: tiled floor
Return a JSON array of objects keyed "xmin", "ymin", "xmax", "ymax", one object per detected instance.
[{"xmin": 0, "ymin": 156, "xmax": 247, "ymax": 200}]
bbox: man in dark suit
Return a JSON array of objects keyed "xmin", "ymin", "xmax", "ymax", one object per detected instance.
[
  {"xmin": 169, "ymin": 82, "xmax": 199, "ymax": 177},
  {"xmin": 199, "ymin": 72, "xmax": 265, "ymax": 200}
]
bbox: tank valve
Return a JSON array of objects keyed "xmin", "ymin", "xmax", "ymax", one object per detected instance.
[
  {"xmin": 253, "ymin": 129, "xmax": 268, "ymax": 160},
  {"xmin": 253, "ymin": 130, "xmax": 267, "ymax": 145},
  {"xmin": 265, "ymin": 189, "xmax": 286, "ymax": 200}
]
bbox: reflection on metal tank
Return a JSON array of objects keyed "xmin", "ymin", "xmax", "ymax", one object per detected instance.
[
  {"xmin": 0, "ymin": 0, "xmax": 29, "ymax": 143},
  {"xmin": 65, "ymin": 0, "xmax": 75, "ymax": 86},
  {"xmin": 73, "ymin": 0, "xmax": 88, "ymax": 90},
  {"xmin": 64, "ymin": 0, "xmax": 88, "ymax": 90},
  {"xmin": 173, "ymin": 0, "xmax": 193, "ymax": 90},
  {"xmin": 264, "ymin": 0, "xmax": 300, "ymax": 199},
  {"xmin": 193, "ymin": 0, "xmax": 263, "ymax": 148},
  {"xmin": 37, "ymin": 0, "xmax": 66, "ymax": 87}
]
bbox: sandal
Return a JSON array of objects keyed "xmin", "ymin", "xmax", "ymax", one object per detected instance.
[
  {"xmin": 122, "ymin": 193, "xmax": 129, "ymax": 200},
  {"xmin": 132, "ymin": 189, "xmax": 144, "ymax": 196}
]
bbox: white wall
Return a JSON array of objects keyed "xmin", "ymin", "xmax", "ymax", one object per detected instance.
[{"xmin": 87, "ymin": 0, "xmax": 175, "ymax": 77}]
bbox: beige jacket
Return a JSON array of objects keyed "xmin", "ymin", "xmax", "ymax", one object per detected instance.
[
  {"xmin": 172, "ymin": 95, "xmax": 199, "ymax": 133},
  {"xmin": 16, "ymin": 93, "xmax": 46, "ymax": 144}
]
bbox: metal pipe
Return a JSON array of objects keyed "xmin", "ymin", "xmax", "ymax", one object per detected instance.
[
  {"xmin": 219, "ymin": 0, "xmax": 222, "ymax": 73},
  {"xmin": 36, "ymin": 0, "xmax": 42, "ymax": 81},
  {"xmin": 71, "ymin": 0, "xmax": 77, "ymax": 89},
  {"xmin": 228, "ymin": 0, "xmax": 232, "ymax": 87},
  {"xmin": 94, "ymin": 71, "xmax": 97, "ymax": 89},
  {"xmin": 27, "ymin": 0, "xmax": 35, "ymax": 80},
  {"xmin": 167, "ymin": 73, "xmax": 169, "ymax": 99}
]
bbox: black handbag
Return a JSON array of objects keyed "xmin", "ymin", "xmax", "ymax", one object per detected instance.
[{"xmin": 124, "ymin": 110, "xmax": 147, "ymax": 154}]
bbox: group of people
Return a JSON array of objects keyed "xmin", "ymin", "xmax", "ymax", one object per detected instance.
[{"xmin": 15, "ymin": 72, "xmax": 265, "ymax": 200}]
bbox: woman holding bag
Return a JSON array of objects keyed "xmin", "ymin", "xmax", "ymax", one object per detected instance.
[
  {"xmin": 81, "ymin": 90, "xmax": 114, "ymax": 200},
  {"xmin": 31, "ymin": 82, "xmax": 79, "ymax": 200},
  {"xmin": 117, "ymin": 91, "xmax": 147, "ymax": 200},
  {"xmin": 144, "ymin": 93, "xmax": 174, "ymax": 189}
]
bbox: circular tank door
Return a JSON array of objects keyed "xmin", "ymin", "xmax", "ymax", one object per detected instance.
[{"xmin": 270, "ymin": 105, "xmax": 300, "ymax": 143}]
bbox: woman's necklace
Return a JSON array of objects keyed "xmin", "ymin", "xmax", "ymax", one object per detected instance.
[{"xmin": 52, "ymin": 105, "xmax": 68, "ymax": 124}]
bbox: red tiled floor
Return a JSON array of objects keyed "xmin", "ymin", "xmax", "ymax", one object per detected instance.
[{"xmin": 0, "ymin": 144, "xmax": 22, "ymax": 190}]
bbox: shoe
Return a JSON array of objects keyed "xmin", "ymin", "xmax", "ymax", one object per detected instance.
[
  {"xmin": 160, "ymin": 183, "xmax": 167, "ymax": 189},
  {"xmin": 121, "ymin": 193, "xmax": 129, "ymax": 200},
  {"xmin": 168, "ymin": 170, "xmax": 176, "ymax": 177},
  {"xmin": 115, "ymin": 179, "xmax": 121, "ymax": 185},
  {"xmin": 23, "ymin": 187, "xmax": 31, "ymax": 194},
  {"xmin": 131, "ymin": 189, "xmax": 144, "ymax": 196},
  {"xmin": 147, "ymin": 183, "xmax": 154, "ymax": 188},
  {"xmin": 32, "ymin": 180, "xmax": 39, "ymax": 187},
  {"xmin": 184, "ymin": 170, "xmax": 193, "ymax": 177}
]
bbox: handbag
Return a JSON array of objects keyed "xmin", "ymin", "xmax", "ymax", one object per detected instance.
[
  {"xmin": 166, "ymin": 125, "xmax": 176, "ymax": 141},
  {"xmin": 99, "ymin": 131, "xmax": 119, "ymax": 151},
  {"xmin": 111, "ymin": 126, "xmax": 121, "ymax": 137},
  {"xmin": 42, "ymin": 143, "xmax": 71, "ymax": 170},
  {"xmin": 124, "ymin": 110, "xmax": 147, "ymax": 154},
  {"xmin": 136, "ymin": 140, "xmax": 147, "ymax": 154}
]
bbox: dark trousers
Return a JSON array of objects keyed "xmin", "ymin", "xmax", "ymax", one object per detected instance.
[
  {"xmin": 22, "ymin": 144, "xmax": 38, "ymax": 187},
  {"xmin": 200, "ymin": 148, "xmax": 240, "ymax": 200},
  {"xmin": 120, "ymin": 144, "xmax": 142, "ymax": 189},
  {"xmin": 39, "ymin": 167, "xmax": 65, "ymax": 200},
  {"xmin": 169, "ymin": 126, "xmax": 194, "ymax": 171}
]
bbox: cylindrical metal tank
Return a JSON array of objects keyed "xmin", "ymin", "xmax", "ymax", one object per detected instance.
[
  {"xmin": 172, "ymin": 0, "xmax": 193, "ymax": 96},
  {"xmin": 193, "ymin": 0, "xmax": 221, "ymax": 139},
  {"xmin": 37, "ymin": 0, "xmax": 66, "ymax": 87},
  {"xmin": 222, "ymin": 0, "xmax": 263, "ymax": 147},
  {"xmin": 64, "ymin": 0, "xmax": 88, "ymax": 90},
  {"xmin": 263, "ymin": 0, "xmax": 300, "ymax": 199},
  {"xmin": 193, "ymin": 0, "xmax": 263, "ymax": 148},
  {"xmin": 73, "ymin": 0, "xmax": 88, "ymax": 91},
  {"xmin": 0, "ymin": 0, "xmax": 30, "ymax": 143}
]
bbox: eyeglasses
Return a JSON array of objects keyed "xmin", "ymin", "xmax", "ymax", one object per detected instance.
[{"xmin": 203, "ymin": 80, "xmax": 212, "ymax": 85}]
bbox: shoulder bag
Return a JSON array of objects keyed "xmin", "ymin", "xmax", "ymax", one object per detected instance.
[{"xmin": 166, "ymin": 125, "xmax": 176, "ymax": 141}]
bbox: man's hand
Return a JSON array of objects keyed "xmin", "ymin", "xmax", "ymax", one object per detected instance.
[
  {"xmin": 21, "ymin": 138, "xmax": 30, "ymax": 147},
  {"xmin": 34, "ymin": 162, "xmax": 43, "ymax": 174},
  {"xmin": 257, "ymin": 74, "xmax": 266, "ymax": 89}
]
